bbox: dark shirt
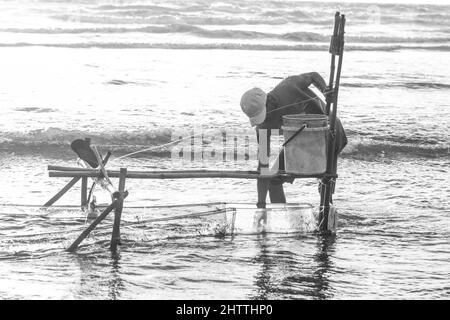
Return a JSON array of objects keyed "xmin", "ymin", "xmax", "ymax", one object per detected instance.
[{"xmin": 256, "ymin": 75, "xmax": 347, "ymax": 164}]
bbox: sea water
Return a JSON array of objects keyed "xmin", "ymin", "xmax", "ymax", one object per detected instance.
[{"xmin": 0, "ymin": 0, "xmax": 449, "ymax": 299}]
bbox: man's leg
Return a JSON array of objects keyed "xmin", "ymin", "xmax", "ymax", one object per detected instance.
[
  {"xmin": 269, "ymin": 150, "xmax": 287, "ymax": 203},
  {"xmin": 269, "ymin": 179, "xmax": 286, "ymax": 203}
]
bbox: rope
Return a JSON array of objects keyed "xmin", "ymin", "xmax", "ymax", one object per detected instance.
[
  {"xmin": 83, "ymin": 207, "xmax": 234, "ymax": 236},
  {"xmin": 0, "ymin": 204, "xmax": 81, "ymax": 208},
  {"xmin": 110, "ymin": 92, "xmax": 331, "ymax": 161},
  {"xmin": 1, "ymin": 226, "xmax": 88, "ymax": 240},
  {"xmin": 318, "ymin": 178, "xmax": 336, "ymax": 186},
  {"xmin": 266, "ymin": 90, "xmax": 333, "ymax": 115},
  {"xmin": 0, "ymin": 208, "xmax": 232, "ymax": 241},
  {"xmin": 281, "ymin": 126, "xmax": 328, "ymax": 132},
  {"xmin": 112, "ymin": 127, "xmax": 224, "ymax": 161},
  {"xmin": 0, "ymin": 203, "xmax": 227, "ymax": 209}
]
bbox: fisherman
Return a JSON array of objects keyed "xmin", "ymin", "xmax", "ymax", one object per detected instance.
[{"xmin": 240, "ymin": 72, "xmax": 347, "ymax": 209}]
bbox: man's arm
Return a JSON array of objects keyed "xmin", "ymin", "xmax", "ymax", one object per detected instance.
[
  {"xmin": 295, "ymin": 72, "xmax": 328, "ymax": 93},
  {"xmin": 305, "ymin": 88, "xmax": 329, "ymax": 114}
]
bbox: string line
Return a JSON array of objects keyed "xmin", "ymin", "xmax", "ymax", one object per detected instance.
[{"xmin": 113, "ymin": 91, "xmax": 332, "ymax": 161}]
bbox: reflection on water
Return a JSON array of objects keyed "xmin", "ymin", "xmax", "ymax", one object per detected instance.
[
  {"xmin": 108, "ymin": 252, "xmax": 124, "ymax": 300},
  {"xmin": 72, "ymin": 250, "xmax": 125, "ymax": 299},
  {"xmin": 251, "ymin": 233, "xmax": 336, "ymax": 300},
  {"xmin": 312, "ymin": 235, "xmax": 336, "ymax": 300},
  {"xmin": 252, "ymin": 234, "xmax": 272, "ymax": 300},
  {"xmin": 67, "ymin": 232, "xmax": 338, "ymax": 300}
]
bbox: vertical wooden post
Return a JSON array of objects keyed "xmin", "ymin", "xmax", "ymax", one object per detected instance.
[
  {"xmin": 320, "ymin": 13, "xmax": 345, "ymax": 232},
  {"xmin": 81, "ymin": 177, "xmax": 88, "ymax": 207},
  {"xmin": 325, "ymin": 11, "xmax": 340, "ymax": 116},
  {"xmin": 110, "ymin": 168, "xmax": 127, "ymax": 251}
]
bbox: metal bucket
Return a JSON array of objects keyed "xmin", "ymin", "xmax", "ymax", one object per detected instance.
[{"xmin": 281, "ymin": 114, "xmax": 328, "ymax": 174}]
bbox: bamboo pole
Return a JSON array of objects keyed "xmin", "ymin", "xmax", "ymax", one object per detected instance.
[
  {"xmin": 320, "ymin": 14, "xmax": 345, "ymax": 232},
  {"xmin": 48, "ymin": 165, "xmax": 252, "ymax": 174},
  {"xmin": 43, "ymin": 177, "xmax": 81, "ymax": 207},
  {"xmin": 67, "ymin": 200, "xmax": 117, "ymax": 252},
  {"xmin": 110, "ymin": 168, "xmax": 127, "ymax": 252},
  {"xmin": 320, "ymin": 12, "xmax": 341, "ymax": 230},
  {"xmin": 81, "ymin": 177, "xmax": 88, "ymax": 207},
  {"xmin": 47, "ymin": 165, "xmax": 282, "ymax": 177},
  {"xmin": 48, "ymin": 165, "xmax": 264, "ymax": 174},
  {"xmin": 325, "ymin": 11, "xmax": 340, "ymax": 116},
  {"xmin": 48, "ymin": 169, "xmax": 336, "ymax": 180}
]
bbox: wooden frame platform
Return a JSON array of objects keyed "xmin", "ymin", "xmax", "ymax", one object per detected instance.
[{"xmin": 42, "ymin": 12, "xmax": 346, "ymax": 253}]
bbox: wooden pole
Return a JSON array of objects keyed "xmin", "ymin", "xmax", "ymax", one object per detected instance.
[
  {"xmin": 43, "ymin": 177, "xmax": 80, "ymax": 208},
  {"xmin": 320, "ymin": 14, "xmax": 345, "ymax": 232},
  {"xmin": 110, "ymin": 168, "xmax": 127, "ymax": 252},
  {"xmin": 49, "ymin": 169, "xmax": 336, "ymax": 180},
  {"xmin": 49, "ymin": 165, "xmax": 275, "ymax": 174},
  {"xmin": 325, "ymin": 11, "xmax": 340, "ymax": 116},
  {"xmin": 320, "ymin": 13, "xmax": 341, "ymax": 230},
  {"xmin": 67, "ymin": 200, "xmax": 117, "ymax": 252},
  {"xmin": 81, "ymin": 177, "xmax": 88, "ymax": 207}
]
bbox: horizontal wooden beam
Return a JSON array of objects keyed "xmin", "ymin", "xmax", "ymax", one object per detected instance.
[
  {"xmin": 48, "ymin": 165, "xmax": 252, "ymax": 175},
  {"xmin": 48, "ymin": 168, "xmax": 336, "ymax": 180}
]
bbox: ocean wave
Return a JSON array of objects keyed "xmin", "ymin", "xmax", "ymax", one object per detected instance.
[
  {"xmin": 85, "ymin": 2, "xmax": 450, "ymax": 25},
  {"xmin": 0, "ymin": 25, "xmax": 312, "ymax": 40},
  {"xmin": 105, "ymin": 79, "xmax": 136, "ymax": 86},
  {"xmin": 1, "ymin": 42, "xmax": 449, "ymax": 52},
  {"xmin": 96, "ymin": 3, "xmax": 316, "ymax": 19},
  {"xmin": 14, "ymin": 107, "xmax": 58, "ymax": 113},
  {"xmin": 2, "ymin": 25, "xmax": 448, "ymax": 44},
  {"xmin": 96, "ymin": 4, "xmax": 181, "ymax": 13},
  {"xmin": 0, "ymin": 128, "xmax": 448, "ymax": 159},
  {"xmin": 0, "ymin": 25, "xmax": 202, "ymax": 35},
  {"xmin": 46, "ymin": 3, "xmax": 450, "ymax": 28},
  {"xmin": 0, "ymin": 128, "xmax": 173, "ymax": 151},
  {"xmin": 341, "ymin": 82, "xmax": 450, "ymax": 90},
  {"xmin": 50, "ymin": 13, "xmax": 288, "ymax": 26},
  {"xmin": 342, "ymin": 140, "xmax": 449, "ymax": 159}
]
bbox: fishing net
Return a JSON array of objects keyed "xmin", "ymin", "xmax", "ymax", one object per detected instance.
[
  {"xmin": 87, "ymin": 202, "xmax": 318, "ymax": 244},
  {"xmin": 0, "ymin": 202, "xmax": 318, "ymax": 252}
]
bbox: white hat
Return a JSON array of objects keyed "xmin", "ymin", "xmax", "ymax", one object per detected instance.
[{"xmin": 240, "ymin": 87, "xmax": 267, "ymax": 127}]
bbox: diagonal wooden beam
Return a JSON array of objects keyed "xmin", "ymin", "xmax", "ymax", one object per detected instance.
[
  {"xmin": 67, "ymin": 200, "xmax": 117, "ymax": 252},
  {"xmin": 43, "ymin": 177, "xmax": 81, "ymax": 208}
]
